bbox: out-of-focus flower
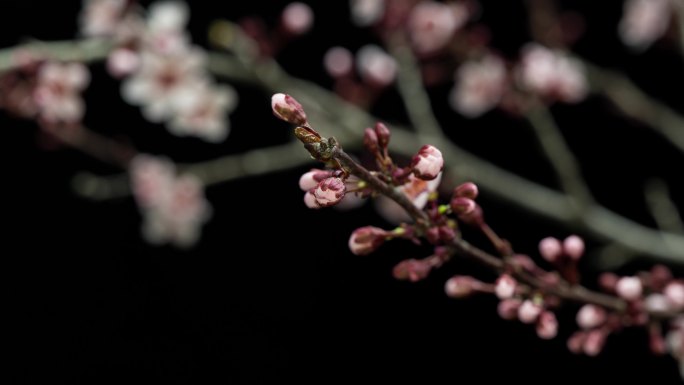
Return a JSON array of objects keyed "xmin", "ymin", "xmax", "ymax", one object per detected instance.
[
  {"xmin": 356, "ymin": 45, "xmax": 397, "ymax": 87},
  {"xmin": 576, "ymin": 304, "xmax": 607, "ymax": 329},
  {"xmin": 350, "ymin": 0, "xmax": 385, "ymax": 26},
  {"xmin": 169, "ymin": 82, "xmax": 238, "ymax": 142},
  {"xmin": 407, "ymin": 1, "xmax": 468, "ymax": 55},
  {"xmin": 619, "ymin": 0, "xmax": 672, "ymax": 51},
  {"xmin": 665, "ymin": 282, "xmax": 684, "ymax": 309},
  {"xmin": 324, "ymin": 46, "xmax": 354, "ymax": 78},
  {"xmin": 282, "ymin": 2, "xmax": 314, "ymax": 35},
  {"xmin": 616, "ymin": 276, "xmax": 643, "ymax": 300},
  {"xmin": 79, "ymin": 0, "xmax": 128, "ymax": 37},
  {"xmin": 130, "ymin": 154, "xmax": 212, "ymax": 248},
  {"xmin": 495, "ymin": 274, "xmax": 517, "ymax": 299},
  {"xmin": 107, "ymin": 48, "xmax": 141, "ymax": 78},
  {"xmin": 374, "ymin": 172, "xmax": 442, "ymax": 224},
  {"xmin": 537, "ymin": 311, "xmax": 558, "ymax": 339},
  {"xmin": 517, "ymin": 43, "xmax": 587, "ymax": 103},
  {"xmin": 33, "ymin": 62, "xmax": 90, "ymax": 123},
  {"xmin": 449, "ymin": 54, "xmax": 506, "ymax": 118},
  {"xmin": 518, "ymin": 300, "xmax": 542, "ymax": 324}
]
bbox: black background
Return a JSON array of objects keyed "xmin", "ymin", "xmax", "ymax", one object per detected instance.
[{"xmin": 5, "ymin": 0, "xmax": 684, "ymax": 383}]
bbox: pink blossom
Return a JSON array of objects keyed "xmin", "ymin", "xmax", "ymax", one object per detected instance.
[
  {"xmin": 348, "ymin": 226, "xmax": 388, "ymax": 256},
  {"xmin": 450, "ymin": 54, "xmax": 506, "ymax": 117},
  {"xmin": 147, "ymin": 1, "xmax": 189, "ymax": 34},
  {"xmin": 324, "ymin": 46, "xmax": 353, "ymax": 78},
  {"xmin": 356, "ymin": 45, "xmax": 397, "ymax": 87},
  {"xmin": 271, "ymin": 93, "xmax": 308, "ymax": 126},
  {"xmin": 646, "ymin": 294, "xmax": 671, "ymax": 313},
  {"xmin": 303, "ymin": 191, "xmax": 321, "ymax": 209},
  {"xmin": 583, "ymin": 329, "xmax": 607, "ymax": 356},
  {"xmin": 576, "ymin": 304, "xmax": 606, "ymax": 329},
  {"xmin": 498, "ymin": 298, "xmax": 522, "ymax": 320},
  {"xmin": 619, "ymin": 0, "xmax": 672, "ymax": 51},
  {"xmin": 107, "ymin": 48, "xmax": 140, "ymax": 78},
  {"xmin": 445, "ymin": 275, "xmax": 479, "ymax": 298},
  {"xmin": 536, "ymin": 311, "xmax": 558, "ymax": 339},
  {"xmin": 169, "ymin": 83, "xmax": 238, "ymax": 142},
  {"xmin": 313, "ymin": 177, "xmax": 346, "ymax": 207},
  {"xmin": 130, "ymin": 155, "xmax": 212, "ymax": 248},
  {"xmin": 411, "ymin": 145, "xmax": 444, "ymax": 180},
  {"xmin": 563, "ymin": 235, "xmax": 585, "ymax": 260},
  {"xmin": 665, "ymin": 282, "xmax": 684, "ymax": 309},
  {"xmin": 350, "ymin": 0, "xmax": 385, "ymax": 26},
  {"xmin": 616, "ymin": 276, "xmax": 643, "ymax": 300},
  {"xmin": 518, "ymin": 300, "xmax": 542, "ymax": 324},
  {"xmin": 517, "ymin": 43, "xmax": 587, "ymax": 103},
  {"xmin": 407, "ymin": 1, "xmax": 468, "ymax": 54},
  {"xmin": 282, "ymin": 2, "xmax": 314, "ymax": 35},
  {"xmin": 79, "ymin": 0, "xmax": 128, "ymax": 37},
  {"xmin": 33, "ymin": 62, "xmax": 90, "ymax": 123},
  {"xmin": 374, "ymin": 173, "xmax": 442, "ymax": 224},
  {"xmin": 299, "ymin": 169, "xmax": 333, "ymax": 191},
  {"xmin": 538, "ymin": 237, "xmax": 562, "ymax": 263},
  {"xmin": 495, "ymin": 274, "xmax": 517, "ymax": 299}
]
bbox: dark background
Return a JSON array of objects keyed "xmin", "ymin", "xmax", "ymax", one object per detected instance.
[{"xmin": 5, "ymin": 0, "xmax": 684, "ymax": 383}]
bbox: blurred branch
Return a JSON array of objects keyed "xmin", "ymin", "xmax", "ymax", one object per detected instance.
[{"xmin": 644, "ymin": 178, "xmax": 684, "ymax": 234}]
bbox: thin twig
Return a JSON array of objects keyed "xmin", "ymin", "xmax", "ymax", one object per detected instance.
[{"xmin": 644, "ymin": 178, "xmax": 684, "ymax": 235}]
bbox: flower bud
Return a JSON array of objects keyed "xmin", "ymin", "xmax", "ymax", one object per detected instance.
[
  {"xmin": 445, "ymin": 275, "xmax": 479, "ymax": 298},
  {"xmin": 299, "ymin": 169, "xmax": 332, "ymax": 191},
  {"xmin": 567, "ymin": 331, "xmax": 586, "ymax": 354},
  {"xmin": 271, "ymin": 93, "xmax": 308, "ymax": 125},
  {"xmin": 348, "ymin": 226, "xmax": 388, "ymax": 256},
  {"xmin": 313, "ymin": 177, "xmax": 346, "ymax": 207},
  {"xmin": 563, "ymin": 235, "xmax": 585, "ymax": 261},
  {"xmin": 374, "ymin": 122, "xmax": 391, "ymax": 148},
  {"xmin": 576, "ymin": 304, "xmax": 606, "ymax": 329},
  {"xmin": 518, "ymin": 300, "xmax": 542, "ymax": 324},
  {"xmin": 450, "ymin": 197, "xmax": 475, "ymax": 215},
  {"xmin": 664, "ymin": 282, "xmax": 684, "ymax": 309},
  {"xmin": 393, "ymin": 259, "xmax": 431, "ymax": 282},
  {"xmin": 453, "ymin": 182, "xmax": 478, "ymax": 199},
  {"xmin": 583, "ymin": 329, "xmax": 607, "ymax": 356},
  {"xmin": 536, "ymin": 311, "xmax": 558, "ymax": 339},
  {"xmin": 363, "ymin": 127, "xmax": 379, "ymax": 154},
  {"xmin": 616, "ymin": 276, "xmax": 643, "ymax": 301},
  {"xmin": 498, "ymin": 298, "xmax": 522, "ymax": 320},
  {"xmin": 495, "ymin": 274, "xmax": 517, "ymax": 299},
  {"xmin": 599, "ymin": 272, "xmax": 619, "ymax": 292},
  {"xmin": 303, "ymin": 191, "xmax": 320, "ymax": 209},
  {"xmin": 411, "ymin": 145, "xmax": 444, "ymax": 180},
  {"xmin": 539, "ymin": 237, "xmax": 562, "ymax": 263}
]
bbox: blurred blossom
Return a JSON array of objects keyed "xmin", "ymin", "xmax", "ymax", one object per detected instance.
[
  {"xmin": 79, "ymin": 0, "xmax": 128, "ymax": 37},
  {"xmin": 350, "ymin": 0, "xmax": 385, "ymax": 26},
  {"xmin": 33, "ymin": 62, "xmax": 90, "ymax": 123},
  {"xmin": 130, "ymin": 155, "xmax": 212, "ymax": 248},
  {"xmin": 356, "ymin": 44, "xmax": 397, "ymax": 86},
  {"xmin": 107, "ymin": 48, "xmax": 140, "ymax": 78},
  {"xmin": 517, "ymin": 43, "xmax": 587, "ymax": 103},
  {"xmin": 619, "ymin": 0, "xmax": 672, "ymax": 51},
  {"xmin": 375, "ymin": 173, "xmax": 442, "ymax": 224},
  {"xmin": 282, "ymin": 2, "xmax": 314, "ymax": 35},
  {"xmin": 407, "ymin": 1, "xmax": 468, "ymax": 55},
  {"xmin": 449, "ymin": 54, "xmax": 506, "ymax": 117},
  {"xmin": 324, "ymin": 46, "xmax": 354, "ymax": 78},
  {"xmin": 147, "ymin": 1, "xmax": 189, "ymax": 34},
  {"xmin": 169, "ymin": 83, "xmax": 238, "ymax": 142}
]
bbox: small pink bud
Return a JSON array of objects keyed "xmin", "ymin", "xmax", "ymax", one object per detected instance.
[
  {"xmin": 393, "ymin": 259, "xmax": 431, "ymax": 282},
  {"xmin": 425, "ymin": 227, "xmax": 441, "ymax": 245},
  {"xmin": 536, "ymin": 311, "xmax": 558, "ymax": 339},
  {"xmin": 363, "ymin": 127, "xmax": 379, "ymax": 154},
  {"xmin": 453, "ymin": 182, "xmax": 478, "ymax": 199},
  {"xmin": 539, "ymin": 237, "xmax": 562, "ymax": 263},
  {"xmin": 664, "ymin": 282, "xmax": 684, "ymax": 309},
  {"xmin": 498, "ymin": 299, "xmax": 522, "ymax": 320},
  {"xmin": 445, "ymin": 275, "xmax": 479, "ymax": 298},
  {"xmin": 438, "ymin": 226, "xmax": 456, "ymax": 243},
  {"xmin": 271, "ymin": 93, "xmax": 308, "ymax": 125},
  {"xmin": 576, "ymin": 304, "xmax": 606, "ymax": 329},
  {"xmin": 281, "ymin": 2, "xmax": 314, "ymax": 35},
  {"xmin": 313, "ymin": 177, "xmax": 346, "ymax": 207},
  {"xmin": 599, "ymin": 272, "xmax": 619, "ymax": 292},
  {"xmin": 374, "ymin": 122, "xmax": 390, "ymax": 148},
  {"xmin": 299, "ymin": 169, "xmax": 332, "ymax": 191},
  {"xmin": 411, "ymin": 145, "xmax": 444, "ymax": 180},
  {"xmin": 518, "ymin": 300, "xmax": 542, "ymax": 324},
  {"xmin": 458, "ymin": 204, "xmax": 484, "ymax": 227},
  {"xmin": 563, "ymin": 235, "xmax": 585, "ymax": 261},
  {"xmin": 583, "ymin": 329, "xmax": 607, "ymax": 356},
  {"xmin": 303, "ymin": 191, "xmax": 320, "ymax": 209},
  {"xmin": 616, "ymin": 276, "xmax": 643, "ymax": 301},
  {"xmin": 567, "ymin": 331, "xmax": 587, "ymax": 354},
  {"xmin": 450, "ymin": 197, "xmax": 475, "ymax": 215},
  {"xmin": 495, "ymin": 274, "xmax": 517, "ymax": 299},
  {"xmin": 348, "ymin": 226, "xmax": 387, "ymax": 256},
  {"xmin": 107, "ymin": 48, "xmax": 139, "ymax": 78}
]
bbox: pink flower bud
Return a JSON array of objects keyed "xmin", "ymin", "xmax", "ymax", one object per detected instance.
[
  {"xmin": 363, "ymin": 127, "xmax": 379, "ymax": 154},
  {"xmin": 281, "ymin": 2, "xmax": 313, "ymax": 35},
  {"xmin": 563, "ymin": 235, "xmax": 585, "ymax": 260},
  {"xmin": 450, "ymin": 197, "xmax": 475, "ymax": 215},
  {"xmin": 567, "ymin": 331, "xmax": 587, "ymax": 354},
  {"xmin": 303, "ymin": 191, "xmax": 320, "ymax": 209},
  {"xmin": 651, "ymin": 264, "xmax": 673, "ymax": 290},
  {"xmin": 348, "ymin": 226, "xmax": 387, "ymax": 256},
  {"xmin": 536, "ymin": 311, "xmax": 558, "ymax": 339},
  {"xmin": 393, "ymin": 259, "xmax": 431, "ymax": 282},
  {"xmin": 495, "ymin": 274, "xmax": 517, "ymax": 299},
  {"xmin": 583, "ymin": 329, "xmax": 607, "ymax": 356},
  {"xmin": 616, "ymin": 276, "xmax": 643, "ymax": 301},
  {"xmin": 107, "ymin": 48, "xmax": 140, "ymax": 78},
  {"xmin": 425, "ymin": 227, "xmax": 441, "ymax": 245},
  {"xmin": 498, "ymin": 299, "xmax": 522, "ymax": 320},
  {"xmin": 539, "ymin": 237, "xmax": 562, "ymax": 263},
  {"xmin": 411, "ymin": 145, "xmax": 444, "ymax": 180},
  {"xmin": 445, "ymin": 275, "xmax": 479, "ymax": 298},
  {"xmin": 576, "ymin": 304, "xmax": 606, "ymax": 329},
  {"xmin": 271, "ymin": 93, "xmax": 308, "ymax": 125},
  {"xmin": 518, "ymin": 300, "xmax": 542, "ymax": 324},
  {"xmin": 458, "ymin": 204, "xmax": 484, "ymax": 227},
  {"xmin": 299, "ymin": 169, "xmax": 332, "ymax": 191},
  {"xmin": 313, "ymin": 177, "xmax": 346, "ymax": 207},
  {"xmin": 374, "ymin": 122, "xmax": 390, "ymax": 149},
  {"xmin": 324, "ymin": 46, "xmax": 353, "ymax": 78},
  {"xmin": 453, "ymin": 182, "xmax": 478, "ymax": 199},
  {"xmin": 664, "ymin": 282, "xmax": 684, "ymax": 309},
  {"xmin": 599, "ymin": 272, "xmax": 619, "ymax": 292}
]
